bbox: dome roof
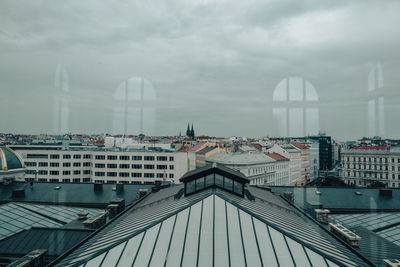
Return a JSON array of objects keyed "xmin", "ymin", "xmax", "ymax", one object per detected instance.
[{"xmin": 0, "ymin": 146, "xmax": 25, "ymax": 171}]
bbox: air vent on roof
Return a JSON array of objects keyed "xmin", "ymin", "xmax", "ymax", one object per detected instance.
[
  {"xmin": 174, "ymin": 188, "xmax": 184, "ymax": 199},
  {"xmin": 138, "ymin": 189, "xmax": 148, "ymax": 198},
  {"xmin": 11, "ymin": 188, "xmax": 25, "ymax": 198},
  {"xmin": 329, "ymin": 223, "xmax": 361, "ymax": 247},
  {"xmin": 54, "ymin": 186, "xmax": 61, "ymax": 190},
  {"xmin": 315, "ymin": 209, "xmax": 330, "ymax": 224},
  {"xmin": 315, "ymin": 191, "xmax": 322, "ymax": 195},
  {"xmin": 244, "ymin": 189, "xmax": 255, "ymax": 201},
  {"xmin": 380, "ymin": 189, "xmax": 392, "ymax": 197},
  {"xmin": 355, "ymin": 191, "xmax": 362, "ymax": 195},
  {"xmin": 83, "ymin": 213, "xmax": 106, "ymax": 229},
  {"xmin": 383, "ymin": 259, "xmax": 400, "ymax": 267},
  {"xmin": 78, "ymin": 211, "xmax": 89, "ymax": 220}
]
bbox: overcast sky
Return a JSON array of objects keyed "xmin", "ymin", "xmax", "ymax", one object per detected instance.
[{"xmin": 1, "ymin": 0, "xmax": 400, "ymax": 140}]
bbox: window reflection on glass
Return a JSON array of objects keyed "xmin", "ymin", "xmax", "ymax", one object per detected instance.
[
  {"xmin": 233, "ymin": 181, "xmax": 243, "ymax": 195},
  {"xmin": 273, "ymin": 76, "xmax": 319, "ymax": 137},
  {"xmin": 53, "ymin": 64, "xmax": 70, "ymax": 135},
  {"xmin": 368, "ymin": 62, "xmax": 385, "ymax": 137},
  {"xmin": 113, "ymin": 77, "xmax": 156, "ymax": 135}
]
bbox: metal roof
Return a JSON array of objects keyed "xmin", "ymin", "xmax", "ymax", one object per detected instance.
[
  {"xmin": 55, "ymin": 185, "xmax": 367, "ymax": 266},
  {"xmin": 179, "ymin": 164, "xmax": 248, "ymax": 183},
  {"xmin": 0, "ymin": 228, "xmax": 92, "ymax": 257}
]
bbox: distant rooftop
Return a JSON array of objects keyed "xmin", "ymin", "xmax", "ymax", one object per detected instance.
[{"xmin": 207, "ymin": 152, "xmax": 275, "ymax": 165}]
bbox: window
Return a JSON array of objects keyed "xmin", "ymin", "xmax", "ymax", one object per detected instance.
[
  {"xmin": 73, "ymin": 162, "xmax": 81, "ymax": 167},
  {"xmin": 83, "ymin": 178, "xmax": 91, "ymax": 182},
  {"xmin": 119, "ymin": 164, "xmax": 130, "ymax": 169},
  {"xmin": 215, "ymin": 174, "xmax": 224, "ymax": 187},
  {"xmin": 95, "ymin": 163, "xmax": 105, "ymax": 168},
  {"xmin": 63, "ymin": 154, "xmax": 71, "ymax": 159},
  {"xmin": 107, "ymin": 164, "xmax": 118, "ymax": 168},
  {"xmin": 50, "ymin": 154, "xmax": 60, "ymax": 159},
  {"xmin": 196, "ymin": 177, "xmax": 205, "ymax": 190},
  {"xmin": 132, "ymin": 173, "xmax": 142, "ymax": 177},
  {"xmin": 119, "ymin": 172, "xmax": 129, "ymax": 177},
  {"xmin": 144, "ymin": 164, "xmax": 154, "ymax": 169},
  {"xmin": 169, "ymin": 165, "xmax": 174, "ymax": 170},
  {"xmin": 73, "ymin": 178, "xmax": 81, "ymax": 182},
  {"xmin": 186, "ymin": 180, "xmax": 195, "ymax": 194},
  {"xmin": 107, "ymin": 155, "xmax": 118, "ymax": 160},
  {"xmin": 83, "ymin": 154, "xmax": 91, "ymax": 159},
  {"xmin": 144, "ymin": 173, "xmax": 154, "ymax": 178},
  {"xmin": 63, "ymin": 162, "xmax": 71, "ymax": 167},
  {"xmin": 157, "ymin": 156, "xmax": 168, "ymax": 161},
  {"xmin": 157, "ymin": 173, "xmax": 164, "ymax": 178},
  {"xmin": 169, "ymin": 156, "xmax": 174, "ymax": 161},
  {"xmin": 233, "ymin": 181, "xmax": 243, "ymax": 195},
  {"xmin": 120, "ymin": 155, "xmax": 129, "ymax": 160},
  {"xmin": 83, "ymin": 170, "xmax": 91, "ymax": 175},
  {"xmin": 132, "ymin": 156, "xmax": 142, "ymax": 160},
  {"xmin": 95, "ymin": 155, "xmax": 105, "ymax": 160},
  {"xmin": 27, "ymin": 154, "xmax": 48, "ymax": 159},
  {"xmin": 26, "ymin": 170, "xmax": 36, "ymax": 174},
  {"xmin": 38, "ymin": 162, "xmax": 48, "ymax": 167},
  {"xmin": 63, "ymin": 171, "xmax": 71, "ymax": 175},
  {"xmin": 50, "ymin": 170, "xmax": 59, "ymax": 175},
  {"xmin": 73, "ymin": 154, "xmax": 81, "ymax": 159},
  {"xmin": 107, "ymin": 172, "xmax": 117, "ymax": 177},
  {"xmin": 169, "ymin": 174, "xmax": 174, "ymax": 179},
  {"xmin": 73, "ymin": 170, "xmax": 81, "ymax": 175},
  {"xmin": 157, "ymin": 165, "xmax": 167, "ymax": 169},
  {"xmin": 132, "ymin": 164, "xmax": 142, "ymax": 169},
  {"xmin": 83, "ymin": 162, "xmax": 91, "ymax": 167},
  {"xmin": 26, "ymin": 162, "xmax": 36, "ymax": 167},
  {"xmin": 205, "ymin": 174, "xmax": 214, "ymax": 187},
  {"xmin": 144, "ymin": 156, "xmax": 155, "ymax": 161},
  {"xmin": 95, "ymin": 172, "xmax": 105, "ymax": 176},
  {"xmin": 224, "ymin": 177, "xmax": 233, "ymax": 191},
  {"xmin": 62, "ymin": 179, "xmax": 71, "ymax": 183},
  {"xmin": 50, "ymin": 162, "xmax": 59, "ymax": 167}
]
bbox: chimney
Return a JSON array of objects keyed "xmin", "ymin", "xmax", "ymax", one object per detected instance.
[
  {"xmin": 83, "ymin": 213, "xmax": 107, "ymax": 229},
  {"xmin": 138, "ymin": 189, "xmax": 148, "ymax": 198},
  {"xmin": 329, "ymin": 223, "xmax": 361, "ymax": 247},
  {"xmin": 315, "ymin": 209, "xmax": 330, "ymax": 224}
]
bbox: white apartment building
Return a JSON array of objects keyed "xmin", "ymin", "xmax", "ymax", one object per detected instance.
[
  {"xmin": 267, "ymin": 144, "xmax": 302, "ymax": 186},
  {"xmin": 340, "ymin": 147, "xmax": 400, "ymax": 188},
  {"xmin": 206, "ymin": 152, "xmax": 290, "ymax": 186},
  {"xmin": 11, "ymin": 145, "xmax": 191, "ymax": 184}
]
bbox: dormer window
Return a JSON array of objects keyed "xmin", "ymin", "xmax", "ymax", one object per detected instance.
[{"xmin": 180, "ymin": 164, "xmax": 248, "ymax": 197}]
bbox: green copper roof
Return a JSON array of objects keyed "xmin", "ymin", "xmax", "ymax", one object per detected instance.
[{"xmin": 0, "ymin": 146, "xmax": 24, "ymax": 170}]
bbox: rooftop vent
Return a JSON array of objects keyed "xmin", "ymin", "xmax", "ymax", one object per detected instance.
[
  {"xmin": 315, "ymin": 209, "xmax": 330, "ymax": 224},
  {"xmin": 355, "ymin": 191, "xmax": 362, "ymax": 195},
  {"xmin": 78, "ymin": 211, "xmax": 89, "ymax": 220},
  {"xmin": 380, "ymin": 189, "xmax": 392, "ymax": 197},
  {"xmin": 329, "ymin": 223, "xmax": 361, "ymax": 247},
  {"xmin": 54, "ymin": 186, "xmax": 61, "ymax": 190},
  {"xmin": 11, "ymin": 188, "xmax": 25, "ymax": 198},
  {"xmin": 8, "ymin": 249, "xmax": 47, "ymax": 267},
  {"xmin": 315, "ymin": 191, "xmax": 322, "ymax": 195},
  {"xmin": 83, "ymin": 213, "xmax": 106, "ymax": 229},
  {"xmin": 383, "ymin": 259, "xmax": 400, "ymax": 267},
  {"xmin": 138, "ymin": 189, "xmax": 148, "ymax": 198}
]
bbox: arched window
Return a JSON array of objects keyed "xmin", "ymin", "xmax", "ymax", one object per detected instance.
[
  {"xmin": 273, "ymin": 76, "xmax": 319, "ymax": 137},
  {"xmin": 113, "ymin": 77, "xmax": 156, "ymax": 135}
]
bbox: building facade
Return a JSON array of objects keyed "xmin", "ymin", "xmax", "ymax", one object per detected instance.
[
  {"xmin": 206, "ymin": 152, "xmax": 290, "ymax": 186},
  {"xmin": 340, "ymin": 147, "xmax": 400, "ymax": 187},
  {"xmin": 12, "ymin": 145, "xmax": 192, "ymax": 184},
  {"xmin": 267, "ymin": 144, "xmax": 301, "ymax": 185}
]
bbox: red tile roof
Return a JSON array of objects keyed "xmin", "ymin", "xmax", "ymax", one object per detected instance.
[
  {"xmin": 265, "ymin": 153, "xmax": 289, "ymax": 161},
  {"xmin": 188, "ymin": 141, "xmax": 207, "ymax": 152},
  {"xmin": 291, "ymin": 143, "xmax": 309, "ymax": 150}
]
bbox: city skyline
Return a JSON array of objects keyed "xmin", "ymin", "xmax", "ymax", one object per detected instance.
[{"xmin": 1, "ymin": 1, "xmax": 400, "ymax": 139}]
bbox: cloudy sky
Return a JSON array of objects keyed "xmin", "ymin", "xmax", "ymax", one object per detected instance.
[{"xmin": 1, "ymin": 0, "xmax": 399, "ymax": 140}]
